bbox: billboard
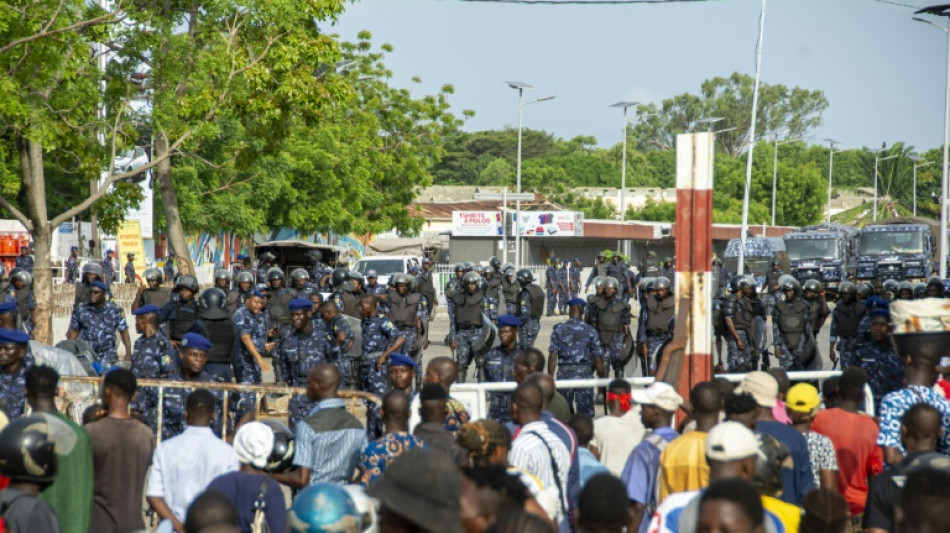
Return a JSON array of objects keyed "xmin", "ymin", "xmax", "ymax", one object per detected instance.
[
  {"xmin": 514, "ymin": 211, "xmax": 584, "ymax": 237},
  {"xmin": 452, "ymin": 211, "xmax": 503, "ymax": 237}
]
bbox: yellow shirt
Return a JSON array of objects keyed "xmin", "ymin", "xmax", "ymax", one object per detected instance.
[
  {"xmin": 658, "ymin": 431, "xmax": 709, "ymax": 502},
  {"xmin": 762, "ymin": 495, "xmax": 802, "ymax": 533}
]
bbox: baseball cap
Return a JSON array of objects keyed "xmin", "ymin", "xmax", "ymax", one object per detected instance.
[
  {"xmin": 786, "ymin": 383, "xmax": 821, "ymax": 413},
  {"xmin": 736, "ymin": 371, "xmax": 779, "ymax": 408},
  {"xmin": 706, "ymin": 421, "xmax": 764, "ymax": 462},
  {"xmin": 366, "ymin": 449, "xmax": 462, "ymax": 533},
  {"xmin": 631, "ymin": 382, "xmax": 683, "ymax": 412}
]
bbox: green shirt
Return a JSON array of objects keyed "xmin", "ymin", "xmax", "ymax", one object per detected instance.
[
  {"xmin": 549, "ymin": 392, "xmax": 572, "ymax": 424},
  {"xmin": 38, "ymin": 412, "xmax": 93, "ymax": 533}
]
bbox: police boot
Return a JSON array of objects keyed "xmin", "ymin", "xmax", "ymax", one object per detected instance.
[
  {"xmin": 760, "ymin": 351, "xmax": 771, "ymax": 371},
  {"xmin": 457, "ymin": 368, "xmax": 467, "ymax": 384}
]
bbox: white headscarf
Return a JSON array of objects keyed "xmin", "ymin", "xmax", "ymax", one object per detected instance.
[{"xmin": 233, "ymin": 421, "xmax": 273, "ymax": 469}]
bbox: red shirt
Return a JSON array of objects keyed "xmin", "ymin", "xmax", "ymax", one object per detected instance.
[
  {"xmin": 936, "ymin": 378, "xmax": 950, "ymax": 399},
  {"xmin": 813, "ymin": 408, "xmax": 884, "ymax": 515}
]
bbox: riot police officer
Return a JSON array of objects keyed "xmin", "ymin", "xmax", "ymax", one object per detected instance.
[
  {"xmin": 364, "ymin": 270, "xmax": 389, "ymax": 314},
  {"xmin": 13, "ymin": 245, "xmax": 32, "ymax": 275},
  {"xmin": 66, "ymin": 281, "xmax": 132, "ymax": 368},
  {"xmin": 159, "ymin": 275, "xmax": 202, "ymax": 347},
  {"xmin": 660, "ymin": 257, "xmax": 676, "ymax": 289},
  {"xmin": 449, "ymin": 271, "xmax": 491, "ymax": 382},
  {"xmin": 722, "ymin": 275, "xmax": 758, "ymax": 373},
  {"xmin": 881, "ymin": 279, "xmax": 899, "ymax": 302},
  {"xmin": 307, "ymin": 250, "xmax": 333, "ymax": 289},
  {"xmin": 231, "ymin": 290, "xmax": 272, "ymax": 418},
  {"xmin": 483, "ymin": 263, "xmax": 503, "ymax": 308},
  {"xmin": 290, "ymin": 268, "xmax": 319, "ymax": 299},
  {"xmin": 160, "ymin": 333, "xmax": 225, "ymax": 440},
  {"xmin": 358, "ymin": 294, "xmax": 405, "ymax": 399},
  {"xmin": 213, "ymin": 269, "xmax": 232, "ymax": 292},
  {"xmin": 501, "ymin": 267, "xmax": 519, "ymax": 315},
  {"xmin": 484, "ymin": 314, "xmax": 522, "ymax": 423},
  {"xmin": 129, "ymin": 304, "xmax": 176, "ymax": 432},
  {"xmin": 585, "ymin": 251, "xmax": 609, "ymax": 291},
  {"xmin": 0, "ymin": 329, "xmax": 33, "ymax": 420},
  {"xmin": 228, "ymin": 271, "xmax": 255, "ymax": 314},
  {"xmin": 317, "ymin": 300, "xmax": 357, "ymax": 389},
  {"xmin": 163, "ymin": 252, "xmax": 177, "ymax": 284},
  {"xmin": 279, "ymin": 299, "xmax": 332, "ymax": 427},
  {"xmin": 712, "ymin": 256, "xmax": 730, "ymax": 297},
  {"xmin": 765, "ymin": 259, "xmax": 783, "ymax": 298},
  {"xmin": 124, "ymin": 253, "xmax": 136, "ymax": 284},
  {"xmin": 547, "ymin": 298, "xmax": 605, "ymax": 417},
  {"xmin": 926, "ymin": 275, "xmax": 945, "ymax": 298},
  {"xmin": 388, "ymin": 273, "xmax": 425, "ymax": 376},
  {"xmin": 266, "ymin": 267, "xmax": 295, "ymax": 333},
  {"xmin": 133, "ymin": 268, "xmax": 172, "ymax": 311},
  {"xmin": 516, "ymin": 269, "xmax": 545, "ymax": 350},
  {"xmin": 803, "ymin": 279, "xmax": 830, "ymax": 339},
  {"xmin": 544, "ymin": 259, "xmax": 559, "ymax": 316},
  {"xmin": 445, "ymin": 263, "xmax": 465, "ymax": 301},
  {"xmin": 65, "ymin": 245, "xmax": 80, "ymax": 283},
  {"xmin": 329, "ymin": 268, "xmax": 359, "ymax": 318},
  {"xmin": 638, "ymin": 276, "xmax": 675, "ymax": 376},
  {"xmin": 570, "ymin": 258, "xmax": 582, "ymax": 299},
  {"xmin": 9, "ymin": 270, "xmax": 33, "ymax": 335},
  {"xmin": 197, "ymin": 287, "xmax": 235, "ymax": 382},
  {"xmin": 829, "ymin": 282, "xmax": 865, "ymax": 369},
  {"xmin": 555, "ymin": 259, "xmax": 570, "ymax": 314},
  {"xmin": 589, "ymin": 278, "xmax": 631, "ymax": 378},
  {"xmin": 772, "ymin": 277, "xmax": 815, "ymax": 370},
  {"xmin": 477, "ymin": 278, "xmax": 498, "ymax": 325},
  {"xmin": 914, "ymin": 282, "xmax": 928, "ymax": 299},
  {"xmin": 416, "ymin": 258, "xmax": 438, "ymax": 315},
  {"xmin": 256, "ymin": 252, "xmax": 276, "ymax": 284},
  {"xmin": 606, "ymin": 254, "xmax": 629, "ymax": 300},
  {"xmin": 73, "ymin": 263, "xmax": 104, "ymax": 308},
  {"xmin": 896, "ymin": 281, "xmax": 915, "ymax": 301}
]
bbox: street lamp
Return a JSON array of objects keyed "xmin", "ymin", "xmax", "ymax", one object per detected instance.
[
  {"xmin": 768, "ymin": 131, "xmax": 798, "ymax": 226},
  {"xmin": 909, "ymin": 155, "xmax": 935, "ymax": 216},
  {"xmin": 506, "ymin": 81, "xmax": 555, "ymax": 267},
  {"xmin": 873, "ymin": 146, "xmax": 899, "ymax": 222},
  {"xmin": 914, "ymin": 6, "xmax": 950, "ymax": 278},
  {"xmin": 693, "ymin": 117, "xmax": 724, "ymax": 132},
  {"xmin": 739, "ymin": 0, "xmax": 768, "ymax": 276},
  {"xmin": 611, "ymin": 101, "xmax": 639, "ymax": 247},
  {"xmin": 822, "ymin": 138, "xmax": 844, "ymax": 224}
]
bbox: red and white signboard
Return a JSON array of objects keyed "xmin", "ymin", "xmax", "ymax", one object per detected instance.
[{"xmin": 452, "ymin": 211, "xmax": 503, "ymax": 237}]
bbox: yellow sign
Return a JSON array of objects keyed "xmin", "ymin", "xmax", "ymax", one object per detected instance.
[{"xmin": 117, "ymin": 220, "xmax": 147, "ymax": 283}]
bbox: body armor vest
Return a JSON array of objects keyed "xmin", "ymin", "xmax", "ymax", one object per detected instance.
[
  {"xmin": 170, "ymin": 301, "xmax": 198, "ymax": 341},
  {"xmin": 452, "ymin": 292, "xmax": 484, "ymax": 327},
  {"xmin": 502, "ymin": 279, "xmax": 519, "ymax": 305},
  {"xmin": 594, "ymin": 263, "xmax": 609, "ymax": 277},
  {"xmin": 525, "ymin": 284, "xmax": 545, "ymax": 320},
  {"xmin": 776, "ymin": 299, "xmax": 809, "ymax": 347},
  {"xmin": 417, "ymin": 273, "xmax": 436, "ymax": 310},
  {"xmin": 642, "ymin": 261, "xmax": 660, "ymax": 278},
  {"xmin": 594, "ymin": 299, "xmax": 626, "ymax": 345},
  {"xmin": 340, "ymin": 290, "xmax": 359, "ymax": 318},
  {"xmin": 730, "ymin": 297, "xmax": 755, "ymax": 332},
  {"xmin": 142, "ymin": 287, "xmax": 172, "ymax": 307},
  {"xmin": 834, "ymin": 301, "xmax": 865, "ymax": 339},
  {"xmin": 390, "ymin": 293, "xmax": 421, "ymax": 328},
  {"xmin": 268, "ymin": 289, "xmax": 295, "ymax": 326},
  {"xmin": 14, "ymin": 286, "xmax": 30, "ymax": 320},
  {"xmin": 645, "ymin": 296, "xmax": 675, "ymax": 332},
  {"xmin": 203, "ymin": 318, "xmax": 235, "ymax": 363}
]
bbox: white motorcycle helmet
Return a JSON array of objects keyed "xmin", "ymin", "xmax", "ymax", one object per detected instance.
[{"xmin": 342, "ymin": 484, "xmax": 379, "ymax": 533}]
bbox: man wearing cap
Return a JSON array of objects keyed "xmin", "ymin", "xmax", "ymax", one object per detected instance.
[
  {"xmin": 163, "ymin": 252, "xmax": 177, "ymax": 284},
  {"xmin": 231, "ymin": 291, "xmax": 272, "ymax": 418},
  {"xmin": 358, "ymin": 294, "xmax": 406, "ymax": 401},
  {"xmin": 548, "ymin": 298, "xmax": 605, "ymax": 417},
  {"xmin": 851, "ymin": 304, "xmax": 905, "ymax": 412},
  {"xmin": 484, "ymin": 314, "xmax": 523, "ymax": 423},
  {"xmin": 66, "ymin": 246, "xmax": 80, "ymax": 284},
  {"xmin": 0, "ymin": 329, "xmax": 34, "ymax": 419},
  {"xmin": 736, "ymin": 371, "xmax": 814, "ymax": 506},
  {"xmin": 278, "ymin": 298, "xmax": 333, "ymax": 428},
  {"xmin": 359, "ymin": 389, "xmax": 424, "ymax": 486},
  {"xmin": 124, "ymin": 253, "xmax": 136, "ymax": 284},
  {"xmin": 366, "ymin": 448, "xmax": 463, "ymax": 533},
  {"xmin": 129, "ymin": 304, "xmax": 177, "ymax": 432},
  {"xmin": 786, "ymin": 383, "xmax": 838, "ymax": 490},
  {"xmin": 620, "ymin": 382, "xmax": 683, "ymax": 533},
  {"xmin": 66, "ymin": 281, "xmax": 132, "ymax": 367},
  {"xmin": 101, "ymin": 250, "xmax": 116, "ymax": 285},
  {"xmin": 387, "ymin": 353, "xmax": 418, "ymax": 401},
  {"xmin": 160, "ymin": 333, "xmax": 225, "ymax": 439}
]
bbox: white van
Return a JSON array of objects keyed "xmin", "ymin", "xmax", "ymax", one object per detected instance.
[{"xmin": 353, "ymin": 255, "xmax": 421, "ymax": 286}]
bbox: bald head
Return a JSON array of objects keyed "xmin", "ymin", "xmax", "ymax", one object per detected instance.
[
  {"xmin": 382, "ymin": 389, "xmax": 411, "ymax": 429},
  {"xmin": 429, "ymin": 356, "xmax": 458, "ymax": 387},
  {"xmin": 513, "ymin": 382, "xmax": 544, "ymax": 418},
  {"xmin": 903, "ymin": 403, "xmax": 941, "ymax": 452},
  {"xmin": 307, "ymin": 363, "xmax": 340, "ymax": 402},
  {"xmin": 523, "ymin": 372, "xmax": 555, "ymax": 408}
]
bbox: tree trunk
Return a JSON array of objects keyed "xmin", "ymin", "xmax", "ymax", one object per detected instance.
[
  {"xmin": 155, "ymin": 131, "xmax": 194, "ymax": 276},
  {"xmin": 22, "ymin": 137, "xmax": 53, "ymax": 344}
]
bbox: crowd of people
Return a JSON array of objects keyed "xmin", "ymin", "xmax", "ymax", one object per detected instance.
[{"xmin": 0, "ymin": 247, "xmax": 947, "ymax": 532}]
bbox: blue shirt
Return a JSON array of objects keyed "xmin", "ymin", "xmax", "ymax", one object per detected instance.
[
  {"xmin": 358, "ymin": 431, "xmax": 424, "ymax": 487},
  {"xmin": 206, "ymin": 472, "xmax": 285, "ymax": 533},
  {"xmin": 877, "ymin": 385, "xmax": 950, "ymax": 454},
  {"xmin": 756, "ymin": 420, "xmax": 816, "ymax": 506},
  {"xmin": 577, "ymin": 447, "xmax": 608, "ymax": 488},
  {"xmin": 68, "ymin": 302, "xmax": 128, "ymax": 361},
  {"xmin": 293, "ymin": 398, "xmax": 367, "ymax": 485},
  {"xmin": 620, "ymin": 426, "xmax": 679, "ymax": 533}
]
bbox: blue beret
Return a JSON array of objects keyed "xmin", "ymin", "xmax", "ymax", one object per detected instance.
[
  {"xmin": 866, "ymin": 296, "xmax": 889, "ymax": 311},
  {"xmin": 245, "ymin": 290, "xmax": 264, "ymax": 300},
  {"xmin": 180, "ymin": 332, "xmax": 212, "ymax": 351},
  {"xmin": 132, "ymin": 304, "xmax": 159, "ymax": 315},
  {"xmin": 70, "ymin": 246, "xmax": 78, "ymax": 251},
  {"xmin": 90, "ymin": 281, "xmax": 109, "ymax": 291},
  {"xmin": 0, "ymin": 302, "xmax": 16, "ymax": 315},
  {"xmin": 389, "ymin": 352, "xmax": 417, "ymax": 368},
  {"xmin": 498, "ymin": 314, "xmax": 522, "ymax": 328},
  {"xmin": 869, "ymin": 307, "xmax": 891, "ymax": 320},
  {"xmin": 236, "ymin": 254, "xmax": 247, "ymax": 261},
  {"xmin": 288, "ymin": 298, "xmax": 312, "ymax": 311},
  {"xmin": 0, "ymin": 329, "xmax": 29, "ymax": 345},
  {"xmin": 568, "ymin": 298, "xmax": 587, "ymax": 307}
]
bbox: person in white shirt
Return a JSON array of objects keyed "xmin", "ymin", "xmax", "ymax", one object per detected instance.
[
  {"xmin": 509, "ymin": 381, "xmax": 572, "ymax": 532},
  {"xmin": 146, "ymin": 389, "xmax": 240, "ymax": 533},
  {"xmin": 593, "ymin": 378, "xmax": 645, "ymax": 476}
]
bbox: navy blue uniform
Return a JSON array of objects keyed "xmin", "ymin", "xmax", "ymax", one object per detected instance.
[
  {"xmin": 160, "ymin": 368, "xmax": 225, "ymax": 440},
  {"xmin": 230, "ymin": 306, "xmax": 269, "ymax": 418},
  {"xmin": 852, "ymin": 338, "xmax": 905, "ymax": 412},
  {"xmin": 130, "ymin": 330, "xmax": 177, "ymax": 431},
  {"xmin": 0, "ymin": 352, "xmax": 33, "ymax": 420},
  {"xmin": 278, "ymin": 325, "xmax": 332, "ymax": 427},
  {"xmin": 360, "ymin": 314, "xmax": 403, "ymax": 397},
  {"xmin": 549, "ymin": 317, "xmax": 603, "ymax": 417},
  {"xmin": 484, "ymin": 344, "xmax": 521, "ymax": 424},
  {"xmin": 68, "ymin": 302, "xmax": 128, "ymax": 364},
  {"xmin": 14, "ymin": 255, "xmax": 33, "ymax": 274}
]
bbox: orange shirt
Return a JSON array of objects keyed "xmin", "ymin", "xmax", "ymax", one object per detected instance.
[{"xmin": 812, "ymin": 408, "xmax": 884, "ymax": 515}]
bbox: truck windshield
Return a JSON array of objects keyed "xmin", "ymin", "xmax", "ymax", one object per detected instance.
[
  {"xmin": 723, "ymin": 258, "xmax": 770, "ymax": 277},
  {"xmin": 355, "ymin": 259, "xmax": 405, "ymax": 276},
  {"xmin": 786, "ymin": 238, "xmax": 837, "ymax": 261},
  {"xmin": 857, "ymin": 230, "xmax": 924, "ymax": 256}
]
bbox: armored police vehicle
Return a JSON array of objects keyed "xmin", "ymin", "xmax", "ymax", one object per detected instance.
[
  {"xmin": 855, "ymin": 217, "xmax": 937, "ymax": 286},
  {"xmin": 722, "ymin": 237, "xmax": 788, "ymax": 293},
  {"xmin": 783, "ymin": 224, "xmax": 858, "ymax": 295}
]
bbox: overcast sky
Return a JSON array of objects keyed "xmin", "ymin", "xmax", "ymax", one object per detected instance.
[{"xmin": 334, "ymin": 0, "xmax": 948, "ymax": 152}]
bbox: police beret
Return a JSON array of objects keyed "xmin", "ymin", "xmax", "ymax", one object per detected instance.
[
  {"xmin": 245, "ymin": 290, "xmax": 264, "ymax": 300},
  {"xmin": 389, "ymin": 353, "xmax": 417, "ymax": 368},
  {"xmin": 568, "ymin": 298, "xmax": 587, "ymax": 307},
  {"xmin": 236, "ymin": 254, "xmax": 247, "ymax": 261},
  {"xmin": 180, "ymin": 332, "xmax": 212, "ymax": 351},
  {"xmin": 0, "ymin": 329, "xmax": 29, "ymax": 345},
  {"xmin": 90, "ymin": 281, "xmax": 109, "ymax": 291},
  {"xmin": 70, "ymin": 246, "xmax": 78, "ymax": 251},
  {"xmin": 498, "ymin": 314, "xmax": 522, "ymax": 328},
  {"xmin": 132, "ymin": 304, "xmax": 160, "ymax": 315},
  {"xmin": 288, "ymin": 298, "xmax": 312, "ymax": 311},
  {"xmin": 0, "ymin": 302, "xmax": 16, "ymax": 315},
  {"xmin": 869, "ymin": 307, "xmax": 891, "ymax": 320}
]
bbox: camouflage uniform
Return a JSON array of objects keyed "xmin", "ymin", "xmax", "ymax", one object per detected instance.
[
  {"xmin": 66, "ymin": 256, "xmax": 80, "ymax": 283},
  {"xmin": 365, "ymin": 283, "xmax": 389, "ymax": 315},
  {"xmin": 13, "ymin": 286, "xmax": 34, "ymax": 335},
  {"xmin": 230, "ymin": 305, "xmax": 269, "ymax": 417},
  {"xmin": 322, "ymin": 313, "xmax": 357, "ymax": 389},
  {"xmin": 360, "ymin": 314, "xmax": 403, "ymax": 397},
  {"xmin": 100, "ymin": 257, "xmax": 115, "ymax": 285},
  {"xmin": 830, "ymin": 300, "xmax": 866, "ymax": 368},
  {"xmin": 588, "ymin": 296, "xmax": 630, "ymax": 374},
  {"xmin": 852, "ymin": 338, "xmax": 906, "ymax": 412},
  {"xmin": 447, "ymin": 292, "xmax": 489, "ymax": 378},
  {"xmin": 545, "ymin": 265, "xmax": 558, "ymax": 315},
  {"xmin": 125, "ymin": 260, "xmax": 136, "ymax": 284},
  {"xmin": 130, "ymin": 330, "xmax": 177, "ymax": 431},
  {"xmin": 772, "ymin": 298, "xmax": 814, "ymax": 371},
  {"xmin": 556, "ymin": 266, "xmax": 570, "ymax": 314},
  {"xmin": 310, "ymin": 262, "xmax": 333, "ymax": 289},
  {"xmin": 0, "ymin": 352, "xmax": 33, "ymax": 420},
  {"xmin": 722, "ymin": 295, "xmax": 758, "ymax": 373},
  {"xmin": 292, "ymin": 282, "xmax": 321, "ymax": 300},
  {"xmin": 278, "ymin": 324, "xmax": 332, "ymax": 427},
  {"xmin": 14, "ymin": 254, "xmax": 33, "ymax": 274},
  {"xmin": 637, "ymin": 295, "xmax": 675, "ymax": 374},
  {"xmin": 549, "ymin": 317, "xmax": 603, "ymax": 417},
  {"xmin": 163, "ymin": 260, "xmax": 177, "ymax": 284},
  {"xmin": 68, "ymin": 302, "xmax": 128, "ymax": 364},
  {"xmin": 518, "ymin": 289, "xmax": 541, "ymax": 350},
  {"xmin": 569, "ymin": 264, "xmax": 582, "ymax": 299},
  {"xmin": 160, "ymin": 368, "xmax": 225, "ymax": 440},
  {"xmin": 484, "ymin": 344, "xmax": 522, "ymax": 424}
]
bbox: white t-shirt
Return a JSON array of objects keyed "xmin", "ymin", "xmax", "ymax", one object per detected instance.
[{"xmin": 593, "ymin": 407, "xmax": 645, "ymax": 476}]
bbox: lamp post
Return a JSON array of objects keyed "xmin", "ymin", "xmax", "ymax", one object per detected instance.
[
  {"xmin": 913, "ymin": 6, "xmax": 950, "ymax": 278},
  {"xmin": 873, "ymin": 148, "xmax": 899, "ymax": 222},
  {"xmin": 611, "ymin": 101, "xmax": 638, "ymax": 250},
  {"xmin": 739, "ymin": 0, "xmax": 768, "ymax": 276},
  {"xmin": 506, "ymin": 81, "xmax": 554, "ymax": 267},
  {"xmin": 693, "ymin": 117, "xmax": 724, "ymax": 132},
  {"xmin": 822, "ymin": 138, "xmax": 843, "ymax": 224},
  {"xmin": 767, "ymin": 130, "xmax": 796, "ymax": 226},
  {"xmin": 909, "ymin": 155, "xmax": 935, "ymax": 216}
]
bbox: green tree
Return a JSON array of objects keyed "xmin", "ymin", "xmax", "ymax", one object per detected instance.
[
  {"xmin": 479, "ymin": 158, "xmax": 515, "ymax": 186},
  {"xmin": 627, "ymin": 198, "xmax": 676, "ymax": 222}
]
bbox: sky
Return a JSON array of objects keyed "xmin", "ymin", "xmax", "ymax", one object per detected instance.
[{"xmin": 332, "ymin": 0, "xmax": 950, "ymax": 154}]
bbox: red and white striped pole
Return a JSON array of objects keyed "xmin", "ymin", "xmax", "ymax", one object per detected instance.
[{"xmin": 659, "ymin": 133, "xmax": 714, "ymax": 411}]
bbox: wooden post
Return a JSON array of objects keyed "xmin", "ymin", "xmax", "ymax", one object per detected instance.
[{"xmin": 659, "ymin": 133, "xmax": 714, "ymax": 418}]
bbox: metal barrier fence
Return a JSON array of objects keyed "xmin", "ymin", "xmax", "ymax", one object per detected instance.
[{"xmin": 59, "ymin": 376, "xmax": 380, "ymax": 444}]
